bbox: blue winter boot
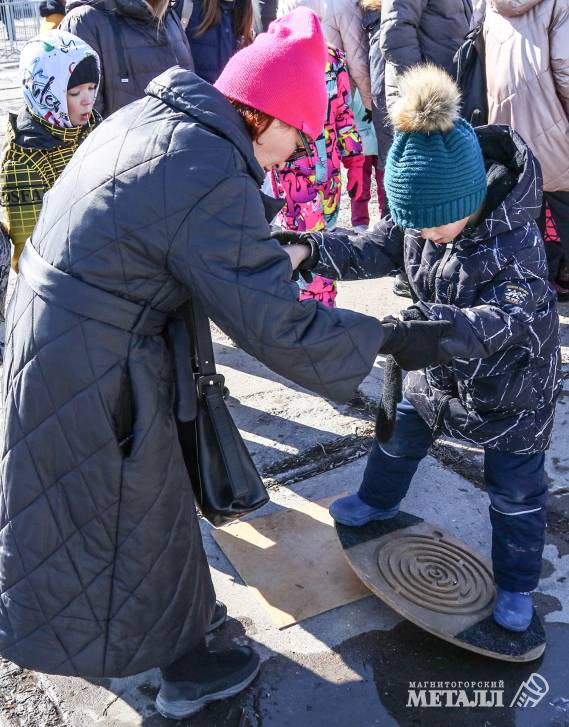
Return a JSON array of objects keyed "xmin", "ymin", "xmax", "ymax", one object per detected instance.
[
  {"xmin": 329, "ymin": 493, "xmax": 400, "ymax": 527},
  {"xmin": 493, "ymin": 588, "xmax": 533, "ymax": 632}
]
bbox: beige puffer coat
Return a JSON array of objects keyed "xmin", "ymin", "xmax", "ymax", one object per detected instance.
[
  {"xmin": 484, "ymin": 0, "xmax": 569, "ymax": 191},
  {"xmin": 278, "ymin": 0, "xmax": 372, "ymax": 108}
]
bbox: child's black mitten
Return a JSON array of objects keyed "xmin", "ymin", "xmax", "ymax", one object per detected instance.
[{"xmin": 379, "ymin": 317, "xmax": 452, "ymax": 370}]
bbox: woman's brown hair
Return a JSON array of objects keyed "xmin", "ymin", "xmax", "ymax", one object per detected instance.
[
  {"xmin": 229, "ymin": 100, "xmax": 273, "ymax": 141},
  {"xmin": 195, "ymin": 0, "xmax": 254, "ymax": 47},
  {"xmin": 148, "ymin": 0, "xmax": 170, "ymax": 20}
]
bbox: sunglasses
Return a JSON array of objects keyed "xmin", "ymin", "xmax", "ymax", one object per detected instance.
[{"xmin": 287, "ymin": 130, "xmax": 313, "ymax": 162}]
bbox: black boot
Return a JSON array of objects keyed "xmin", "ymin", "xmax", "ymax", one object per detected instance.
[
  {"xmin": 392, "ymin": 271, "xmax": 412, "ymax": 298},
  {"xmin": 157, "ymin": 641, "xmax": 260, "ymax": 720}
]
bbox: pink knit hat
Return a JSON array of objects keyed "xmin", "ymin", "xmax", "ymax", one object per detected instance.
[{"xmin": 214, "ymin": 7, "xmax": 328, "ymax": 139}]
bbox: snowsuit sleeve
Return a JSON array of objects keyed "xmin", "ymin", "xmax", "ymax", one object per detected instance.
[
  {"xmin": 550, "ymin": 0, "xmax": 569, "ymax": 119},
  {"xmin": 335, "ymin": 55, "xmax": 363, "ymax": 159},
  {"xmin": 311, "ymin": 218, "xmax": 404, "ymax": 280},
  {"xmin": 270, "ymin": 160, "xmax": 323, "ymax": 232},
  {"xmin": 166, "ymin": 173, "xmax": 384, "ymax": 402},
  {"xmin": 415, "ymin": 245, "xmax": 551, "ymax": 359}
]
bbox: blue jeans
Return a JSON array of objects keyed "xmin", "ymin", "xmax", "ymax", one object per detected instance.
[{"xmin": 359, "ymin": 400, "xmax": 547, "ymax": 592}]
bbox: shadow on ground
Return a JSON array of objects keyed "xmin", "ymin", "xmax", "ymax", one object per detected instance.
[{"xmin": 86, "ymin": 595, "xmax": 569, "ymax": 727}]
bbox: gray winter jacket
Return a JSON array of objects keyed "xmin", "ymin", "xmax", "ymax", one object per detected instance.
[
  {"xmin": 380, "ymin": 0, "xmax": 472, "ymax": 110},
  {"xmin": 0, "ymin": 68, "xmax": 383, "ymax": 678},
  {"xmin": 60, "ymin": 0, "xmax": 194, "ymax": 117},
  {"xmin": 312, "ymin": 126, "xmax": 561, "ymax": 453}
]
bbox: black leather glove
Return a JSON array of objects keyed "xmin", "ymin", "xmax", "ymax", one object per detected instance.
[
  {"xmin": 362, "ymin": 108, "xmax": 373, "ymax": 124},
  {"xmin": 270, "ymin": 229, "xmax": 320, "ymax": 271},
  {"xmin": 379, "ymin": 318, "xmax": 453, "ymax": 370}
]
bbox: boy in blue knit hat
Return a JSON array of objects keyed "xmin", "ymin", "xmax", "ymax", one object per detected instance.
[{"xmin": 275, "ymin": 64, "xmax": 561, "ymax": 632}]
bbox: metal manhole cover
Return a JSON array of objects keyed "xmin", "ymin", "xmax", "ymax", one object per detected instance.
[
  {"xmin": 377, "ymin": 532, "xmax": 494, "ymax": 615},
  {"xmin": 336, "ymin": 514, "xmax": 546, "ymax": 661}
]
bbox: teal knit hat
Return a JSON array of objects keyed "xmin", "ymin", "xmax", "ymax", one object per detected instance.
[{"xmin": 384, "ymin": 64, "xmax": 487, "ymax": 229}]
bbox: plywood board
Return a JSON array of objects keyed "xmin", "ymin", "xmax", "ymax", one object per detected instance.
[{"xmin": 212, "ymin": 495, "xmax": 370, "ymax": 628}]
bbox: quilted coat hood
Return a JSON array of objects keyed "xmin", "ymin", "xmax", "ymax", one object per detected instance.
[{"xmin": 146, "ymin": 66, "xmax": 265, "ymax": 186}]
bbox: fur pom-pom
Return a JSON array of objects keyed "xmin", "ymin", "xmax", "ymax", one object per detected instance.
[
  {"xmin": 359, "ymin": 0, "xmax": 381, "ymax": 10},
  {"xmin": 390, "ymin": 64, "xmax": 461, "ymax": 134}
]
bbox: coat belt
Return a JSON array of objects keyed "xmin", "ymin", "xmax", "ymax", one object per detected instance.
[{"xmin": 18, "ymin": 242, "xmax": 197, "ymax": 421}]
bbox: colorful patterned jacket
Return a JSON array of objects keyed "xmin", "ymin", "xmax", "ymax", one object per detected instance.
[
  {"xmin": 270, "ymin": 45, "xmax": 363, "ymax": 233},
  {"xmin": 0, "ymin": 109, "xmax": 98, "ymax": 269}
]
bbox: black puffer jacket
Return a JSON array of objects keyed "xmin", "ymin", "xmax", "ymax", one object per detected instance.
[
  {"xmin": 60, "ymin": 0, "xmax": 194, "ymax": 117},
  {"xmin": 0, "ymin": 68, "xmax": 383, "ymax": 678},
  {"xmin": 312, "ymin": 125, "xmax": 561, "ymax": 453}
]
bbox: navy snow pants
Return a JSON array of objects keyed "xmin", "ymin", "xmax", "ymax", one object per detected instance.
[{"xmin": 359, "ymin": 400, "xmax": 547, "ymax": 592}]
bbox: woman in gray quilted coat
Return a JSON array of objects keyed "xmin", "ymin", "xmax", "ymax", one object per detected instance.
[{"xmin": 0, "ymin": 8, "xmax": 451, "ymax": 720}]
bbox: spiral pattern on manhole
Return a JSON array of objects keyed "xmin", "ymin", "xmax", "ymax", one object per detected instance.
[{"xmin": 377, "ymin": 534, "xmax": 494, "ymax": 614}]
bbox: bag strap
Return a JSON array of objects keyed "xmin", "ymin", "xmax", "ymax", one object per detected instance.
[
  {"xmin": 106, "ymin": 11, "xmax": 131, "ymax": 84},
  {"xmin": 188, "ymin": 296, "xmax": 217, "ymax": 379},
  {"xmin": 179, "ymin": 0, "xmax": 194, "ymax": 30}
]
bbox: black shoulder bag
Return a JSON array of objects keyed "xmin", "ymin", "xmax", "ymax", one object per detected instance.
[
  {"xmin": 453, "ymin": 16, "xmax": 488, "ymax": 127},
  {"xmin": 175, "ymin": 299, "xmax": 269, "ymax": 527}
]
